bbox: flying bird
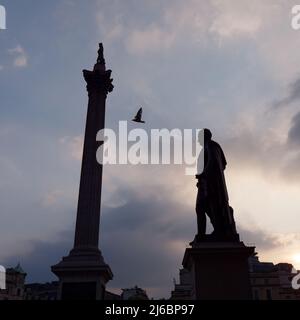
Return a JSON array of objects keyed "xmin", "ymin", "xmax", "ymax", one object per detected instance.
[{"xmin": 132, "ymin": 108, "xmax": 145, "ymax": 123}]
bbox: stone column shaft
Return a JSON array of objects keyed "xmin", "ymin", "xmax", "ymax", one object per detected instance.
[
  {"xmin": 73, "ymin": 47, "xmax": 113, "ymax": 251},
  {"xmin": 73, "ymin": 91, "xmax": 106, "ymax": 249}
]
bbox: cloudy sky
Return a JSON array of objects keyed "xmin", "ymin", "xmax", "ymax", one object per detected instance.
[{"xmin": 1, "ymin": 0, "xmax": 300, "ymax": 298}]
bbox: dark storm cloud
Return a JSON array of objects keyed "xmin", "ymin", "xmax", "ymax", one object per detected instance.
[
  {"xmin": 223, "ymin": 131, "xmax": 266, "ymax": 168},
  {"xmin": 3, "ymin": 230, "xmax": 72, "ymax": 283},
  {"xmin": 3, "ymin": 187, "xmax": 196, "ymax": 298},
  {"xmin": 273, "ymin": 76, "xmax": 300, "ymax": 146},
  {"xmin": 3, "ymin": 185, "xmax": 285, "ymax": 298},
  {"xmin": 100, "ymin": 191, "xmax": 196, "ymax": 297},
  {"xmin": 222, "ymin": 128, "xmax": 287, "ymax": 182},
  {"xmin": 223, "ymin": 123, "xmax": 300, "ymax": 183},
  {"xmin": 102, "ymin": 192, "xmax": 196, "ymax": 238},
  {"xmin": 222, "ymin": 76, "xmax": 300, "ymax": 174},
  {"xmin": 288, "ymin": 111, "xmax": 300, "ymax": 147},
  {"xmin": 280, "ymin": 151, "xmax": 300, "ymax": 182},
  {"xmin": 222, "ymin": 76, "xmax": 300, "ymax": 181},
  {"xmin": 221, "ymin": 76, "xmax": 300, "ymax": 181},
  {"xmin": 273, "ymin": 77, "xmax": 300, "ymax": 109},
  {"xmin": 239, "ymin": 227, "xmax": 282, "ymax": 250}
]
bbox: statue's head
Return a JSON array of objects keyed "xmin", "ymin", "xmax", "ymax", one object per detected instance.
[
  {"xmin": 204, "ymin": 128, "xmax": 212, "ymax": 141},
  {"xmin": 199, "ymin": 128, "xmax": 212, "ymax": 142},
  {"xmin": 198, "ymin": 128, "xmax": 212, "ymax": 146}
]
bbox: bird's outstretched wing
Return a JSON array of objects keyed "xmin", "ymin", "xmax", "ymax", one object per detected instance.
[{"xmin": 136, "ymin": 108, "xmax": 143, "ymax": 119}]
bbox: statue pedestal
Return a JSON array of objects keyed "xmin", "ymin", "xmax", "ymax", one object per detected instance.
[
  {"xmin": 51, "ymin": 248, "xmax": 112, "ymax": 300},
  {"xmin": 182, "ymin": 242, "xmax": 255, "ymax": 300}
]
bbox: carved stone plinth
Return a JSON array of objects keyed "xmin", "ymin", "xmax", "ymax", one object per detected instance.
[
  {"xmin": 52, "ymin": 248, "xmax": 112, "ymax": 300},
  {"xmin": 182, "ymin": 242, "xmax": 255, "ymax": 300}
]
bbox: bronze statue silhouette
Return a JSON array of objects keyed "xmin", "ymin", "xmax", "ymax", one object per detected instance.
[{"xmin": 193, "ymin": 129, "xmax": 239, "ymax": 243}]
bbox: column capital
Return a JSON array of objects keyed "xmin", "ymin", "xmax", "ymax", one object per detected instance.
[{"xmin": 83, "ymin": 69, "xmax": 114, "ymax": 95}]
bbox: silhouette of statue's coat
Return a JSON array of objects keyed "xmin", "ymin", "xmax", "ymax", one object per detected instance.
[{"xmin": 195, "ymin": 129, "xmax": 238, "ymax": 242}]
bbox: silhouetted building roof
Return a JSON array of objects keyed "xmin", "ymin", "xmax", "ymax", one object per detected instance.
[
  {"xmin": 121, "ymin": 286, "xmax": 149, "ymax": 300},
  {"xmin": 248, "ymin": 256, "xmax": 277, "ymax": 273},
  {"xmin": 104, "ymin": 291, "xmax": 121, "ymax": 300},
  {"xmin": 249, "ymin": 256, "xmax": 300, "ymax": 300},
  {"xmin": 0, "ymin": 264, "xmax": 26, "ymax": 300},
  {"xmin": 12, "ymin": 263, "xmax": 26, "ymax": 275},
  {"xmin": 24, "ymin": 282, "xmax": 59, "ymax": 300}
]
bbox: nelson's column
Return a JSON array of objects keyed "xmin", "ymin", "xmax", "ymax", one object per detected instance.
[{"xmin": 52, "ymin": 44, "xmax": 113, "ymax": 300}]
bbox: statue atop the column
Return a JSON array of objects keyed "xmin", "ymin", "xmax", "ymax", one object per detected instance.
[
  {"xmin": 84, "ymin": 43, "xmax": 114, "ymax": 93},
  {"xmin": 193, "ymin": 129, "xmax": 239, "ymax": 244},
  {"xmin": 96, "ymin": 43, "xmax": 105, "ymax": 65}
]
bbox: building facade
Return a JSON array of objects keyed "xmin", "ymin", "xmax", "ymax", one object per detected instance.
[
  {"xmin": 0, "ymin": 263, "xmax": 26, "ymax": 300},
  {"xmin": 249, "ymin": 256, "xmax": 300, "ymax": 300},
  {"xmin": 171, "ymin": 255, "xmax": 300, "ymax": 300}
]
